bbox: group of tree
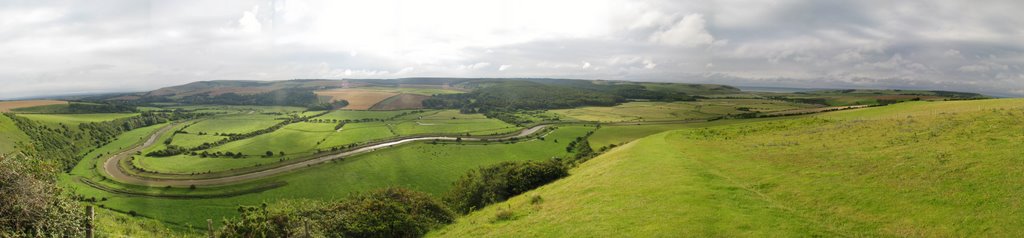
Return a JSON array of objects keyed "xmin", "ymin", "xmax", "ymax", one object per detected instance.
[
  {"xmin": 443, "ymin": 159, "xmax": 569, "ymax": 214},
  {"xmin": 217, "ymin": 188, "xmax": 454, "ymax": 237},
  {"xmin": 4, "ymin": 110, "xmax": 204, "ymax": 171},
  {"xmin": 0, "ymin": 154, "xmax": 85, "ymax": 237},
  {"xmin": 422, "ymin": 79, "xmax": 693, "ymax": 124}
]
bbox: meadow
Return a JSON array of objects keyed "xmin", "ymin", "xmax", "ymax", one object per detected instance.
[
  {"xmin": 550, "ymin": 99, "xmax": 815, "ymax": 122},
  {"xmin": 434, "ymin": 99, "xmax": 1024, "ymax": 237},
  {"xmin": 18, "ymin": 113, "xmax": 139, "ymax": 125},
  {"xmin": 63, "ymin": 124, "xmax": 595, "ymax": 229}
]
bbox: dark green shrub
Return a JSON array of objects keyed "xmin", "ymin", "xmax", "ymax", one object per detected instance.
[{"xmin": 444, "ymin": 160, "xmax": 568, "ymax": 214}]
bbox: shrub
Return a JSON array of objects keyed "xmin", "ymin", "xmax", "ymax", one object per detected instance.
[
  {"xmin": 443, "ymin": 160, "xmax": 568, "ymax": 214},
  {"xmin": 0, "ymin": 154, "xmax": 85, "ymax": 237},
  {"xmin": 218, "ymin": 188, "xmax": 454, "ymax": 238}
]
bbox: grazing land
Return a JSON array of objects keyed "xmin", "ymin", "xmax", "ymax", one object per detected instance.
[
  {"xmin": 551, "ymin": 99, "xmax": 816, "ymax": 122},
  {"xmin": 434, "ymin": 99, "xmax": 1024, "ymax": 237},
  {"xmin": 64, "ymin": 124, "xmax": 593, "ymax": 228},
  {"xmin": 17, "ymin": 113, "xmax": 139, "ymax": 125},
  {"xmin": 0, "ymin": 100, "xmax": 67, "ymax": 112}
]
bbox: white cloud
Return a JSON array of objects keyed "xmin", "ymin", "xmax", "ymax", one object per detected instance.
[
  {"xmin": 237, "ymin": 6, "xmax": 262, "ymax": 34},
  {"xmin": 643, "ymin": 59, "xmax": 657, "ymax": 69},
  {"xmin": 582, "ymin": 61, "xmax": 592, "ymax": 69},
  {"xmin": 649, "ymin": 14, "xmax": 715, "ymax": 47},
  {"xmin": 498, "ymin": 65, "xmax": 512, "ymax": 71},
  {"xmin": 461, "ymin": 62, "xmax": 492, "ymax": 70}
]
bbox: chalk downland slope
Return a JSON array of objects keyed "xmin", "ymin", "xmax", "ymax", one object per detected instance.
[{"xmin": 432, "ymin": 99, "xmax": 1024, "ymax": 237}]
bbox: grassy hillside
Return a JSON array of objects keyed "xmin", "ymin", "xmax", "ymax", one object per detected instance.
[
  {"xmin": 433, "ymin": 99, "xmax": 1024, "ymax": 237},
  {"xmin": 0, "ymin": 115, "xmax": 30, "ymax": 153}
]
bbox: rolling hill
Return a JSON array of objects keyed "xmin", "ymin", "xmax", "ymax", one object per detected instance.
[{"xmin": 432, "ymin": 99, "xmax": 1024, "ymax": 237}]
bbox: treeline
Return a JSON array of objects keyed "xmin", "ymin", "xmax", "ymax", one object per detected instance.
[
  {"xmin": 443, "ymin": 160, "xmax": 569, "ymax": 214},
  {"xmin": 119, "ymin": 88, "xmax": 337, "ymax": 110},
  {"xmin": 176, "ymin": 89, "xmax": 321, "ymax": 108},
  {"xmin": 423, "ymin": 80, "xmax": 693, "ymax": 124},
  {"xmin": 5, "ymin": 111, "xmax": 203, "ymax": 171},
  {"xmin": 12, "ymin": 102, "xmax": 136, "ymax": 114}
]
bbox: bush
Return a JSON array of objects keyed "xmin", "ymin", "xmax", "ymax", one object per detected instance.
[
  {"xmin": 0, "ymin": 154, "xmax": 85, "ymax": 237},
  {"xmin": 218, "ymin": 188, "xmax": 454, "ymax": 238},
  {"xmin": 443, "ymin": 160, "xmax": 568, "ymax": 214}
]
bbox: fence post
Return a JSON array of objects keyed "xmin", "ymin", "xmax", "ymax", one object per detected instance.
[
  {"xmin": 207, "ymin": 219, "xmax": 214, "ymax": 238},
  {"xmin": 86, "ymin": 206, "xmax": 94, "ymax": 238}
]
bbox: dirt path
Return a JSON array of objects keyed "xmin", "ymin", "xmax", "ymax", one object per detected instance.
[{"xmin": 102, "ymin": 124, "xmax": 550, "ymax": 187}]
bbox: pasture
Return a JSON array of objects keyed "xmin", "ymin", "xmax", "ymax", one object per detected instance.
[
  {"xmin": 182, "ymin": 114, "xmax": 283, "ymax": 134},
  {"xmin": 433, "ymin": 99, "xmax": 1024, "ymax": 237},
  {"xmin": 391, "ymin": 110, "xmax": 518, "ymax": 136},
  {"xmin": 18, "ymin": 113, "xmax": 139, "ymax": 125},
  {"xmin": 551, "ymin": 99, "xmax": 814, "ymax": 122},
  {"xmin": 0, "ymin": 115, "xmax": 30, "ymax": 153},
  {"xmin": 63, "ymin": 125, "xmax": 595, "ymax": 229},
  {"xmin": 314, "ymin": 110, "xmax": 418, "ymax": 121}
]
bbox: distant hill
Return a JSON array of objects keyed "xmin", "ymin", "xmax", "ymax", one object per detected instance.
[{"xmin": 83, "ymin": 78, "xmax": 741, "ymax": 109}]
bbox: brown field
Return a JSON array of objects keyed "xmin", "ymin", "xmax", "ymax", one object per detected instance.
[
  {"xmin": 370, "ymin": 94, "xmax": 430, "ymax": 110},
  {"xmin": 314, "ymin": 89, "xmax": 399, "ymax": 110},
  {"xmin": 0, "ymin": 100, "xmax": 67, "ymax": 112}
]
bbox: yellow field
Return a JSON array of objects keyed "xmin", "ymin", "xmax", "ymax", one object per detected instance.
[
  {"xmin": 0, "ymin": 100, "xmax": 67, "ymax": 112},
  {"xmin": 315, "ymin": 89, "xmax": 399, "ymax": 110}
]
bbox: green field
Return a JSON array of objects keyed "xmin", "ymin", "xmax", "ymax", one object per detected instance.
[
  {"xmin": 63, "ymin": 125, "xmax": 595, "ymax": 229},
  {"xmin": 551, "ymin": 99, "xmax": 815, "ymax": 122},
  {"xmin": 18, "ymin": 113, "xmax": 139, "ymax": 125},
  {"xmin": 314, "ymin": 109, "xmax": 418, "ymax": 121},
  {"xmin": 182, "ymin": 114, "xmax": 283, "ymax": 135},
  {"xmin": 316, "ymin": 122, "xmax": 396, "ymax": 149},
  {"xmin": 392, "ymin": 110, "xmax": 519, "ymax": 135},
  {"xmin": 0, "ymin": 115, "xmax": 30, "ymax": 153},
  {"xmin": 434, "ymin": 99, "xmax": 1024, "ymax": 237},
  {"xmin": 167, "ymin": 133, "xmax": 226, "ymax": 148}
]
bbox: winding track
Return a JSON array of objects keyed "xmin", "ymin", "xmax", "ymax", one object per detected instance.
[{"xmin": 102, "ymin": 124, "xmax": 550, "ymax": 187}]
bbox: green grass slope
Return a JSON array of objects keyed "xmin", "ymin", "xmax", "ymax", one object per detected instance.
[
  {"xmin": 433, "ymin": 99, "xmax": 1024, "ymax": 237},
  {"xmin": 0, "ymin": 115, "xmax": 30, "ymax": 153}
]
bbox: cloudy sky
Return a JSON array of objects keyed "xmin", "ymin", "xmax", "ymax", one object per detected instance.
[{"xmin": 2, "ymin": 0, "xmax": 1023, "ymax": 99}]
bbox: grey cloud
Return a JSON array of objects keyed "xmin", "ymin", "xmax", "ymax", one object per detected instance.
[{"xmin": 1, "ymin": 0, "xmax": 1023, "ymax": 99}]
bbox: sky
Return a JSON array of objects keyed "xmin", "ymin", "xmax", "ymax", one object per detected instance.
[{"xmin": 1, "ymin": 0, "xmax": 1023, "ymax": 99}]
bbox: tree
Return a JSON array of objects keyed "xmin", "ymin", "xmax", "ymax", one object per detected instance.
[
  {"xmin": 218, "ymin": 188, "xmax": 454, "ymax": 238},
  {"xmin": 443, "ymin": 160, "xmax": 568, "ymax": 214},
  {"xmin": 0, "ymin": 155, "xmax": 85, "ymax": 237},
  {"xmin": 279, "ymin": 151, "xmax": 285, "ymax": 156},
  {"xmin": 266, "ymin": 151, "xmax": 274, "ymax": 157}
]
